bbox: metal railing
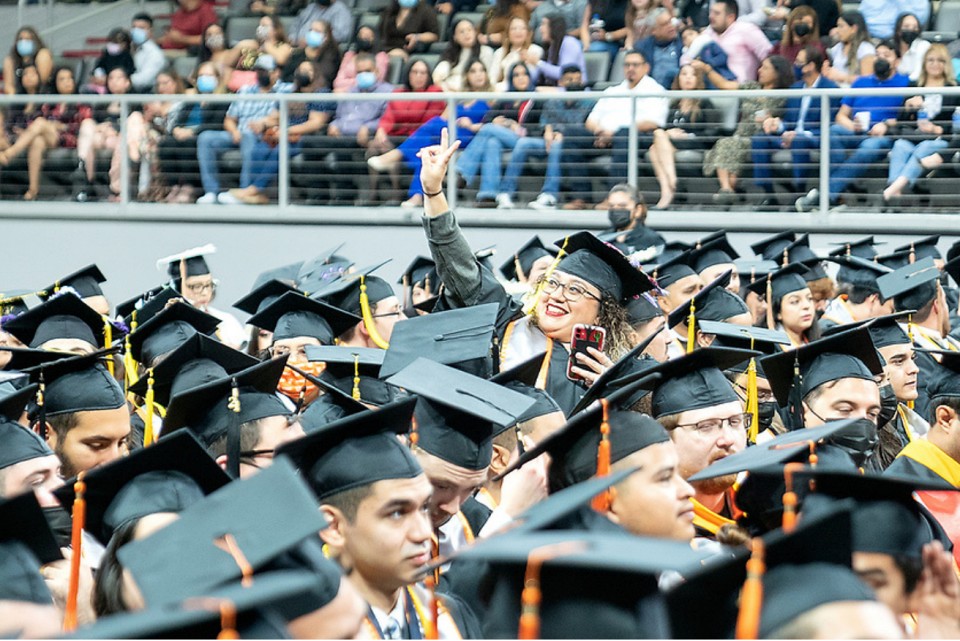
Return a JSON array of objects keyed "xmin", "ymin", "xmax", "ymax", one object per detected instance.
[{"xmin": 0, "ymin": 84, "xmax": 956, "ymax": 230}]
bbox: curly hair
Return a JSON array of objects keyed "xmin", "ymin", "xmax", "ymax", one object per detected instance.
[{"xmin": 529, "ymin": 295, "xmax": 633, "ymax": 361}]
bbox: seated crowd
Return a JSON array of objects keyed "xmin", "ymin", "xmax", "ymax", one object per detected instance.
[{"xmin": 0, "ymin": 0, "xmax": 956, "ymax": 210}]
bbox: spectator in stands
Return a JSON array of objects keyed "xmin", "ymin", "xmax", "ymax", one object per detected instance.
[
  {"xmin": 368, "ymin": 59, "xmax": 445, "ymax": 200},
  {"xmin": 635, "ymin": 8, "xmax": 683, "ymax": 90},
  {"xmin": 893, "ymin": 13, "xmax": 931, "ymax": 81},
  {"xmin": 585, "ymin": 0, "xmax": 629, "ymax": 58},
  {"xmin": 195, "ymin": 55, "xmax": 293, "ymax": 204},
  {"xmin": 161, "ymin": 0, "xmax": 218, "ymax": 50},
  {"xmin": 378, "ymin": 0, "xmax": 441, "ymax": 59},
  {"xmin": 501, "ymin": 65, "xmax": 593, "ymax": 209},
  {"xmin": 479, "ymin": 0, "xmax": 531, "ymax": 46},
  {"xmin": 624, "ymin": 0, "xmax": 663, "ymax": 48},
  {"xmin": 535, "ymin": 15, "xmax": 587, "ymax": 85},
  {"xmin": 771, "ymin": 6, "xmax": 824, "ymax": 65},
  {"xmin": 768, "ymin": 0, "xmax": 838, "ymax": 34},
  {"xmin": 796, "ymin": 40, "xmax": 909, "ymax": 211},
  {"xmin": 434, "ymin": 19, "xmax": 495, "ymax": 91},
  {"xmin": 490, "ymin": 17, "xmax": 544, "ymax": 88},
  {"xmin": 733, "ymin": 0, "xmax": 775, "ymax": 27},
  {"xmin": 883, "ymin": 44, "xmax": 960, "ymax": 203},
  {"xmin": 226, "ymin": 17, "xmax": 294, "ymax": 91},
  {"xmin": 859, "ymin": 0, "xmax": 929, "ymax": 40},
  {"xmin": 695, "ymin": 53, "xmax": 792, "ymax": 204},
  {"xmin": 530, "ymin": 0, "xmax": 589, "ymax": 44},
  {"xmin": 454, "ymin": 62, "xmax": 540, "ymax": 207},
  {"xmin": 368, "ymin": 58, "xmax": 491, "ymax": 207},
  {"xmin": 197, "ymin": 23, "xmax": 237, "ymax": 87},
  {"xmin": 677, "ymin": 0, "xmax": 708, "ymax": 29},
  {"xmin": 74, "ymin": 67, "xmax": 136, "ymax": 202},
  {"xmin": 221, "ymin": 61, "xmax": 332, "ymax": 204},
  {"xmin": 129, "ymin": 70, "xmax": 189, "ymax": 200},
  {"xmin": 3, "ymin": 63, "xmax": 42, "ymax": 134},
  {"xmin": 302, "ymin": 52, "xmax": 393, "ymax": 203},
  {"xmin": 281, "ymin": 20, "xmax": 341, "ymax": 87},
  {"xmin": 3, "ymin": 27, "xmax": 52, "ymax": 95},
  {"xmin": 157, "ymin": 62, "xmax": 230, "ymax": 203},
  {"xmin": 290, "ymin": 0, "xmax": 354, "ymax": 46},
  {"xmin": 130, "ymin": 13, "xmax": 168, "ymax": 93},
  {"xmin": 750, "ymin": 47, "xmax": 839, "ymax": 209},
  {"xmin": 334, "ymin": 26, "xmax": 390, "ymax": 92},
  {"xmin": 0, "ymin": 67, "xmax": 90, "ymax": 200},
  {"xmin": 649, "ymin": 63, "xmax": 722, "ymax": 209},
  {"xmin": 682, "ymin": 0, "xmax": 772, "ymax": 82},
  {"xmin": 88, "ymin": 29, "xmax": 136, "ymax": 93},
  {"xmin": 824, "ymin": 11, "xmax": 875, "ymax": 86},
  {"xmin": 586, "ymin": 50, "xmax": 668, "ymax": 203}
]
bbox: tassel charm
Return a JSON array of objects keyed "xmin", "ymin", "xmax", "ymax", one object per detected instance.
[
  {"xmin": 591, "ymin": 399, "xmax": 612, "ymax": 512},
  {"xmin": 735, "ymin": 538, "xmax": 766, "ymax": 640},
  {"xmin": 63, "ymin": 472, "xmax": 87, "ymax": 632},
  {"xmin": 144, "ymin": 369, "xmax": 155, "ymax": 447}
]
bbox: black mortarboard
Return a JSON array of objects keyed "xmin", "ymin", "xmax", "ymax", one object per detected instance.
[
  {"xmin": 380, "ymin": 303, "xmax": 498, "ymax": 379},
  {"xmin": 0, "ymin": 289, "xmax": 36, "ymax": 317},
  {"xmin": 759, "ymin": 326, "xmax": 883, "ymax": 407},
  {"xmin": 733, "ymin": 258, "xmax": 778, "ymax": 286},
  {"xmin": 568, "ymin": 331, "xmax": 664, "ymax": 415},
  {"xmin": 39, "ymin": 264, "xmax": 107, "ymax": 300},
  {"xmin": 686, "ymin": 235, "xmax": 739, "ymax": 274},
  {"xmin": 781, "ymin": 234, "xmax": 825, "ymax": 276},
  {"xmin": 490, "ymin": 354, "xmax": 561, "ymax": 426},
  {"xmin": 625, "ymin": 293, "xmax": 663, "ymax": 325},
  {"xmin": 247, "ymin": 292, "xmax": 360, "ymax": 344},
  {"xmin": 876, "ymin": 249, "xmax": 913, "ymax": 270},
  {"xmin": 118, "ymin": 286, "xmax": 181, "ymax": 331},
  {"xmin": 252, "ymin": 262, "xmax": 302, "ymax": 289},
  {"xmin": 923, "ymin": 349, "xmax": 960, "ymax": 402},
  {"xmin": 750, "ymin": 231, "xmax": 796, "ymax": 261},
  {"xmin": 117, "ymin": 458, "xmax": 327, "ymax": 608},
  {"xmin": 157, "ymin": 244, "xmax": 214, "ymax": 280},
  {"xmin": 553, "ymin": 232, "xmax": 654, "ymax": 302},
  {"xmin": 397, "ymin": 256, "xmax": 438, "ymax": 290},
  {"xmin": 864, "ymin": 311, "xmax": 913, "ymax": 349},
  {"xmin": 127, "ymin": 301, "xmax": 221, "ymax": 366},
  {"xmin": 296, "ymin": 245, "xmax": 350, "ymax": 293},
  {"xmin": 25, "ymin": 349, "xmax": 125, "ymax": 417},
  {"xmin": 877, "ymin": 257, "xmax": 941, "ymax": 312},
  {"xmin": 297, "ymin": 377, "xmax": 368, "ymax": 433},
  {"xmin": 0, "ymin": 491, "xmax": 62, "ymax": 566},
  {"xmin": 828, "ymin": 236, "xmax": 883, "ymax": 260},
  {"xmin": 128, "ymin": 333, "xmax": 258, "ymax": 407},
  {"xmin": 744, "ymin": 262, "xmax": 810, "ymax": 303},
  {"xmin": 656, "ymin": 240, "xmax": 692, "ymax": 263},
  {"xmin": 667, "ymin": 271, "xmax": 749, "ymax": 329},
  {"xmin": 233, "ymin": 279, "xmax": 301, "ymax": 316},
  {"xmin": 4, "ymin": 292, "xmax": 112, "ymax": 349},
  {"xmin": 696, "ymin": 320, "xmax": 790, "ymax": 375},
  {"xmin": 828, "ymin": 255, "xmax": 891, "ymax": 292},
  {"xmin": 0, "ymin": 410, "xmax": 53, "ymax": 471},
  {"xmin": 53, "ymin": 431, "xmax": 229, "ymax": 546},
  {"xmin": 0, "ymin": 345, "xmax": 68, "ymax": 371},
  {"xmin": 647, "ymin": 251, "xmax": 697, "ymax": 289},
  {"xmin": 386, "ymin": 358, "xmax": 536, "ymax": 470},
  {"xmin": 500, "ymin": 236, "xmax": 558, "ymax": 282},
  {"xmin": 475, "ymin": 245, "xmax": 497, "ymax": 274},
  {"xmin": 113, "ymin": 285, "xmax": 162, "ymax": 322},
  {"xmin": 0, "ymin": 379, "xmax": 37, "ymax": 421},
  {"xmin": 895, "ymin": 235, "xmax": 942, "ymax": 262},
  {"xmin": 945, "ymin": 255, "xmax": 960, "ymax": 288},
  {"xmin": 277, "ymin": 398, "xmax": 422, "ymax": 500},
  {"xmin": 311, "ymin": 262, "xmax": 396, "ymax": 318},
  {"xmin": 304, "ymin": 345, "xmax": 396, "ymax": 407},
  {"xmin": 0, "ymin": 540, "xmax": 52, "ymax": 605},
  {"xmin": 490, "ymin": 352, "xmax": 548, "ymax": 388}
]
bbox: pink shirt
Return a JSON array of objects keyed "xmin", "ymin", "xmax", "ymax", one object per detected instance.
[{"xmin": 682, "ymin": 19, "xmax": 773, "ymax": 82}]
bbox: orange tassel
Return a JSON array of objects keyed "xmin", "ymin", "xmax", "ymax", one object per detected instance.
[
  {"xmin": 63, "ymin": 472, "xmax": 86, "ymax": 632},
  {"xmin": 409, "ymin": 415, "xmax": 419, "ymax": 450},
  {"xmin": 591, "ymin": 399, "xmax": 612, "ymax": 512},
  {"xmin": 424, "ymin": 573, "xmax": 440, "ymax": 640},
  {"xmin": 735, "ymin": 538, "xmax": 766, "ymax": 640},
  {"xmin": 517, "ymin": 541, "xmax": 588, "ymax": 640},
  {"xmin": 781, "ymin": 462, "xmax": 804, "ymax": 533},
  {"xmin": 220, "ymin": 533, "xmax": 254, "ymax": 588},
  {"xmin": 217, "ymin": 601, "xmax": 240, "ymax": 640}
]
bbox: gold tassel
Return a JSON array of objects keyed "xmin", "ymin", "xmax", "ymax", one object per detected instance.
[
  {"xmin": 765, "ymin": 275, "xmax": 775, "ymax": 330},
  {"xmin": 514, "ymin": 255, "xmax": 526, "ymax": 283},
  {"xmin": 525, "ymin": 237, "xmax": 569, "ymax": 315},
  {"xmin": 352, "ymin": 354, "xmax": 361, "ymax": 401},
  {"xmin": 359, "ymin": 276, "xmax": 390, "ymax": 349},
  {"xmin": 686, "ymin": 297, "xmax": 696, "ymax": 354},
  {"xmin": 746, "ymin": 357, "xmax": 759, "ymax": 443},
  {"xmin": 144, "ymin": 369, "xmax": 155, "ymax": 447},
  {"xmin": 103, "ymin": 319, "xmax": 114, "ymax": 377},
  {"xmin": 123, "ymin": 333, "xmax": 138, "ymax": 395}
]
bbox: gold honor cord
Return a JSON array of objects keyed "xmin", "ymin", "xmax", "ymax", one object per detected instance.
[
  {"xmin": 686, "ymin": 297, "xmax": 696, "ymax": 354},
  {"xmin": 359, "ymin": 275, "xmax": 390, "ymax": 349},
  {"xmin": 524, "ymin": 237, "xmax": 569, "ymax": 315},
  {"xmin": 103, "ymin": 318, "xmax": 114, "ymax": 376},
  {"xmin": 907, "ymin": 313, "xmax": 916, "ymax": 410}
]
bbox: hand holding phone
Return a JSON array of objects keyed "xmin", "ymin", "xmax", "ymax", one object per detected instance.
[{"xmin": 567, "ymin": 324, "xmax": 606, "ymax": 382}]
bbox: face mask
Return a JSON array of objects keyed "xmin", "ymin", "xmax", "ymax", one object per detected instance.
[
  {"xmin": 356, "ymin": 38, "xmax": 374, "ymax": 51},
  {"xmin": 16, "ymin": 39, "xmax": 35, "ymax": 57},
  {"xmin": 257, "ymin": 69, "xmax": 274, "ymax": 88},
  {"xmin": 608, "ymin": 208, "xmax": 632, "ymax": 230},
  {"xmin": 256, "ymin": 25, "xmax": 271, "ymax": 41},
  {"xmin": 196, "ymin": 74, "xmax": 218, "ymax": 93},
  {"xmin": 874, "ymin": 57, "xmax": 892, "ymax": 80},
  {"xmin": 399, "ymin": 0, "xmax": 418, "ymax": 7},
  {"xmin": 825, "ymin": 418, "xmax": 878, "ymax": 468},
  {"xmin": 131, "ymin": 27, "xmax": 148, "ymax": 45},
  {"xmin": 757, "ymin": 402, "xmax": 777, "ymax": 432},
  {"xmin": 277, "ymin": 361, "xmax": 325, "ymax": 404},
  {"xmin": 878, "ymin": 383, "xmax": 899, "ymax": 426},
  {"xmin": 901, "ymin": 29, "xmax": 919, "ymax": 45},
  {"xmin": 206, "ymin": 34, "xmax": 224, "ymax": 50},
  {"xmin": 793, "ymin": 64, "xmax": 804, "ymax": 80},
  {"xmin": 294, "ymin": 72, "xmax": 313, "ymax": 87},
  {"xmin": 106, "ymin": 42, "xmax": 123, "ymax": 56},
  {"xmin": 306, "ymin": 29, "xmax": 325, "ymax": 48},
  {"xmin": 316, "ymin": 0, "xmax": 331, "ymax": 5},
  {"xmin": 43, "ymin": 506, "xmax": 74, "ymax": 549},
  {"xmin": 792, "ymin": 23, "xmax": 811, "ymax": 37},
  {"xmin": 356, "ymin": 70, "xmax": 376, "ymax": 89},
  {"xmin": 564, "ymin": 82, "xmax": 584, "ymax": 92}
]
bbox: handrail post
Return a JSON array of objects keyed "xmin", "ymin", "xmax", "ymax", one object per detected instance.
[
  {"xmin": 119, "ymin": 99, "xmax": 130, "ymax": 205},
  {"xmin": 278, "ymin": 99, "xmax": 289, "ymax": 208},
  {"xmin": 446, "ymin": 96, "xmax": 458, "ymax": 210},
  {"xmin": 818, "ymin": 94, "xmax": 830, "ymax": 215},
  {"xmin": 628, "ymin": 95, "xmax": 638, "ymax": 188}
]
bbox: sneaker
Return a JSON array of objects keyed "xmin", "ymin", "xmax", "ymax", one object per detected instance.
[
  {"xmin": 196, "ymin": 192, "xmax": 218, "ymax": 204},
  {"xmin": 528, "ymin": 193, "xmax": 557, "ymax": 210},
  {"xmin": 496, "ymin": 193, "xmax": 515, "ymax": 209},
  {"xmin": 794, "ymin": 188, "xmax": 819, "ymax": 212},
  {"xmin": 217, "ymin": 191, "xmax": 241, "ymax": 205}
]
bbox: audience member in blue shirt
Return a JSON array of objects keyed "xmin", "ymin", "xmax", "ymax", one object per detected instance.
[
  {"xmin": 635, "ymin": 8, "xmax": 683, "ymax": 90},
  {"xmin": 859, "ymin": 0, "xmax": 930, "ymax": 39}
]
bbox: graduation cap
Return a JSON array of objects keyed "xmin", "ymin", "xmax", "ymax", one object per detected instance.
[
  {"xmin": 828, "ymin": 236, "xmax": 883, "ymax": 260},
  {"xmin": 253, "ymin": 262, "xmax": 303, "ymax": 290},
  {"xmin": 475, "ymin": 245, "xmax": 497, "ymax": 274},
  {"xmin": 157, "ymin": 244, "xmax": 215, "ymax": 280},
  {"xmin": 490, "ymin": 351, "xmax": 548, "ymax": 388},
  {"xmin": 923, "ymin": 349, "xmax": 960, "ymax": 403},
  {"xmin": 386, "ymin": 358, "xmax": 536, "ymax": 471},
  {"xmin": 750, "ymin": 231, "xmax": 796, "ymax": 261},
  {"xmin": 827, "ymin": 255, "xmax": 891, "ymax": 292},
  {"xmin": 380, "ymin": 303, "xmax": 498, "ymax": 379},
  {"xmin": 744, "ymin": 263, "xmax": 811, "ymax": 328},
  {"xmin": 0, "ymin": 379, "xmax": 37, "ymax": 421},
  {"xmin": 0, "ymin": 490, "xmax": 62, "ymax": 566},
  {"xmin": 647, "ymin": 251, "xmax": 697, "ymax": 290},
  {"xmin": 624, "ymin": 293, "xmax": 663, "ymax": 326},
  {"xmin": 0, "ymin": 405, "xmax": 53, "ymax": 472},
  {"xmin": 656, "ymin": 240, "xmax": 692, "ymax": 263},
  {"xmin": 500, "ymin": 236, "xmax": 558, "ymax": 282},
  {"xmin": 0, "ymin": 541, "xmax": 53, "ymax": 605},
  {"xmin": 277, "ymin": 398, "xmax": 422, "ymax": 500},
  {"xmin": 686, "ymin": 234, "xmax": 740, "ymax": 274},
  {"xmin": 304, "ymin": 344, "xmax": 397, "ymax": 406},
  {"xmin": 568, "ymin": 331, "xmax": 663, "ymax": 416},
  {"xmin": 666, "ymin": 271, "xmax": 749, "ymax": 333},
  {"xmin": 3, "ymin": 291, "xmax": 114, "ymax": 350},
  {"xmin": 0, "ymin": 345, "xmax": 68, "ymax": 372},
  {"xmin": 246, "ymin": 291, "xmax": 360, "ymax": 345},
  {"xmin": 127, "ymin": 301, "xmax": 221, "ymax": 367},
  {"xmin": 38, "ymin": 264, "xmax": 107, "ymax": 301},
  {"xmin": 296, "ymin": 244, "xmax": 350, "ymax": 290},
  {"xmin": 944, "ymin": 255, "xmax": 960, "ymax": 289},
  {"xmin": 117, "ymin": 285, "xmax": 180, "ymax": 331},
  {"xmin": 296, "ymin": 379, "xmax": 368, "ymax": 434},
  {"xmin": 733, "ymin": 258, "xmax": 778, "ymax": 287},
  {"xmin": 310, "ymin": 261, "xmax": 396, "ymax": 316},
  {"xmin": 397, "ymin": 256, "xmax": 438, "ymax": 291},
  {"xmin": 117, "ymin": 458, "xmax": 328, "ymax": 609},
  {"xmin": 820, "ymin": 311, "xmax": 913, "ymax": 350},
  {"xmin": 697, "ymin": 321, "xmax": 791, "ymax": 358},
  {"xmin": 0, "ymin": 288, "xmax": 37, "ymax": 317},
  {"xmin": 553, "ymin": 232, "xmax": 654, "ymax": 302},
  {"xmin": 895, "ymin": 235, "xmax": 942, "ymax": 263},
  {"xmin": 877, "ymin": 256, "xmax": 941, "ymax": 312},
  {"xmin": 776, "ymin": 234, "xmax": 829, "ymax": 282},
  {"xmin": 876, "ymin": 249, "xmax": 913, "ymax": 270},
  {"xmin": 233, "ymin": 279, "xmax": 301, "ymax": 316},
  {"xmin": 759, "ymin": 325, "xmax": 883, "ymax": 414},
  {"xmin": 53, "ymin": 431, "xmax": 229, "ymax": 546},
  {"xmin": 24, "ymin": 349, "xmax": 125, "ymax": 418}
]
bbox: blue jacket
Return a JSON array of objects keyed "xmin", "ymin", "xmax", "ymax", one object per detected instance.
[
  {"xmin": 782, "ymin": 76, "xmax": 841, "ymax": 134},
  {"xmin": 635, "ymin": 35, "xmax": 683, "ymax": 90}
]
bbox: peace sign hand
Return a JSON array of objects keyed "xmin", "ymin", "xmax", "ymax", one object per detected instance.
[{"xmin": 416, "ymin": 127, "xmax": 460, "ymax": 196}]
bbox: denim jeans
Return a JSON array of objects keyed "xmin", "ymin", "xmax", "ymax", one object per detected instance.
[
  {"xmin": 456, "ymin": 124, "xmax": 522, "ymax": 199},
  {"xmin": 827, "ymin": 123, "xmax": 893, "ymax": 199},
  {"xmin": 249, "ymin": 140, "xmax": 304, "ymax": 190},
  {"xmin": 887, "ymin": 138, "xmax": 948, "ymax": 187},
  {"xmin": 197, "ymin": 129, "xmax": 259, "ymax": 193},
  {"xmin": 750, "ymin": 132, "xmax": 819, "ymax": 192},
  {"xmin": 500, "ymin": 136, "xmax": 564, "ymax": 197}
]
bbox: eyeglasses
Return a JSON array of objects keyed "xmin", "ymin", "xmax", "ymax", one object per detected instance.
[
  {"xmin": 623, "ymin": 61, "xmax": 645, "ymax": 67},
  {"xmin": 538, "ymin": 276, "xmax": 602, "ymax": 302},
  {"xmin": 926, "ymin": 58, "xmax": 947, "ymax": 64},
  {"xmin": 185, "ymin": 280, "xmax": 216, "ymax": 294},
  {"xmin": 270, "ymin": 344, "xmax": 312, "ymax": 359},
  {"xmin": 734, "ymin": 384, "xmax": 776, "ymax": 404},
  {"xmin": 675, "ymin": 412, "xmax": 753, "ymax": 437}
]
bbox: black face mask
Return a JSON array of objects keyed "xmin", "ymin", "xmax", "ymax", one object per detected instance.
[
  {"xmin": 356, "ymin": 38, "xmax": 374, "ymax": 51},
  {"xmin": 874, "ymin": 58, "xmax": 892, "ymax": 80},
  {"xmin": 316, "ymin": 0, "xmax": 331, "ymax": 5},
  {"xmin": 294, "ymin": 72, "xmax": 312, "ymax": 88},
  {"xmin": 564, "ymin": 83, "xmax": 584, "ymax": 93},
  {"xmin": 826, "ymin": 418, "xmax": 879, "ymax": 468},
  {"xmin": 257, "ymin": 69, "xmax": 273, "ymax": 88},
  {"xmin": 878, "ymin": 383, "xmax": 899, "ymax": 426},
  {"xmin": 793, "ymin": 23, "xmax": 812, "ymax": 37},
  {"xmin": 757, "ymin": 402, "xmax": 778, "ymax": 432},
  {"xmin": 608, "ymin": 208, "xmax": 632, "ymax": 230},
  {"xmin": 900, "ymin": 29, "xmax": 919, "ymax": 45},
  {"xmin": 43, "ymin": 505, "xmax": 74, "ymax": 549}
]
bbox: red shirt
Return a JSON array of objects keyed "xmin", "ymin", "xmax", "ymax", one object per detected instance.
[
  {"xmin": 163, "ymin": 1, "xmax": 218, "ymax": 50},
  {"xmin": 378, "ymin": 85, "xmax": 445, "ymax": 136}
]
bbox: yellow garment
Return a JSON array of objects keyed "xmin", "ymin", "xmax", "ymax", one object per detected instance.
[
  {"xmin": 898, "ymin": 439, "xmax": 960, "ymax": 487},
  {"xmin": 691, "ymin": 497, "xmax": 736, "ymax": 535}
]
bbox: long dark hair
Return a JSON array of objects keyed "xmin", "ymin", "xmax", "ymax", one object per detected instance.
[
  {"xmin": 9, "ymin": 26, "xmax": 45, "ymax": 67},
  {"xmin": 892, "ymin": 12, "xmax": 920, "ymax": 53},
  {"xmin": 403, "ymin": 58, "xmax": 433, "ymax": 90},
  {"xmin": 197, "ymin": 22, "xmax": 224, "ymax": 64},
  {"xmin": 765, "ymin": 54, "xmax": 795, "ymax": 89},
  {"xmin": 53, "ymin": 66, "xmax": 78, "ymax": 95},
  {"xmin": 544, "ymin": 15, "xmax": 567, "ymax": 65},
  {"xmin": 440, "ymin": 19, "xmax": 482, "ymax": 65},
  {"xmin": 93, "ymin": 520, "xmax": 138, "ymax": 617},
  {"xmin": 838, "ymin": 11, "xmax": 870, "ymax": 75}
]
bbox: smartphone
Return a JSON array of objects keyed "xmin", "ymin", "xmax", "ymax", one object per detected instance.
[{"xmin": 567, "ymin": 324, "xmax": 606, "ymax": 381}]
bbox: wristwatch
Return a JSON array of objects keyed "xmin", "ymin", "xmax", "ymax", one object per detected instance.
[{"xmin": 604, "ymin": 32, "xmax": 612, "ymax": 41}]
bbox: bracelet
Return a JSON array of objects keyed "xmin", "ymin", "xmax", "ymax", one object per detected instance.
[{"xmin": 423, "ymin": 187, "xmax": 444, "ymax": 197}]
